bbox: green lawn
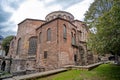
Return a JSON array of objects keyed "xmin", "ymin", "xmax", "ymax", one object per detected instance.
[{"xmin": 37, "ymin": 64, "xmax": 120, "ymax": 80}]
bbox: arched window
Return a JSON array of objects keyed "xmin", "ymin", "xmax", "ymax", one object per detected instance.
[
  {"xmin": 63, "ymin": 15, "xmax": 67, "ymax": 19},
  {"xmin": 58, "ymin": 14, "xmax": 61, "ymax": 18},
  {"xmin": 68, "ymin": 16, "xmax": 70, "ymax": 20},
  {"xmin": 47, "ymin": 28, "xmax": 51, "ymax": 41},
  {"xmin": 17, "ymin": 38, "xmax": 22, "ymax": 54},
  {"xmin": 44, "ymin": 51, "xmax": 48, "ymax": 59},
  {"xmin": 28, "ymin": 37, "xmax": 37, "ymax": 55},
  {"xmin": 74, "ymin": 54, "xmax": 77, "ymax": 62},
  {"xmin": 63, "ymin": 24, "xmax": 67, "ymax": 39},
  {"xmin": 71, "ymin": 29, "xmax": 76, "ymax": 45},
  {"xmin": 39, "ymin": 32, "xmax": 41, "ymax": 43}
]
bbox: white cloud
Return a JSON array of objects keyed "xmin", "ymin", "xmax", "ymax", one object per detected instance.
[
  {"xmin": 1, "ymin": 1, "xmax": 15, "ymax": 13},
  {"xmin": 10, "ymin": 0, "xmax": 45, "ymax": 24},
  {"xmin": 10, "ymin": 0, "xmax": 62, "ymax": 24},
  {"xmin": 65, "ymin": 0, "xmax": 94, "ymax": 21},
  {"xmin": 9, "ymin": 0, "xmax": 94, "ymax": 32},
  {"xmin": 2, "ymin": 5, "xmax": 15, "ymax": 13},
  {"xmin": 43, "ymin": 0, "xmax": 55, "ymax": 4}
]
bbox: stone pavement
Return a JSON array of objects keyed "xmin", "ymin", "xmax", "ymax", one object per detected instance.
[
  {"xmin": 3, "ymin": 62, "xmax": 104, "ymax": 80},
  {"xmin": 63, "ymin": 62, "xmax": 103, "ymax": 70},
  {"xmin": 3, "ymin": 68, "xmax": 67, "ymax": 80}
]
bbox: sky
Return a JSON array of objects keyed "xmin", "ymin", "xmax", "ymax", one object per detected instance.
[{"xmin": 0, "ymin": 0, "xmax": 94, "ymax": 37}]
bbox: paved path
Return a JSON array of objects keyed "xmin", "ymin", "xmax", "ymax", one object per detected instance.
[
  {"xmin": 3, "ymin": 68, "xmax": 67, "ymax": 80},
  {"xmin": 63, "ymin": 62, "xmax": 103, "ymax": 70},
  {"xmin": 3, "ymin": 62, "xmax": 104, "ymax": 80}
]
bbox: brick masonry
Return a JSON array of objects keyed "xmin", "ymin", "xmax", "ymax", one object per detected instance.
[{"xmin": 7, "ymin": 11, "xmax": 95, "ymax": 74}]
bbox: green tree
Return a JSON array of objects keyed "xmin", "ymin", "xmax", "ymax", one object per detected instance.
[
  {"xmin": 2, "ymin": 35, "xmax": 14, "ymax": 55},
  {"xmin": 86, "ymin": 0, "xmax": 120, "ymax": 56},
  {"xmin": 84, "ymin": 0, "xmax": 113, "ymax": 28}
]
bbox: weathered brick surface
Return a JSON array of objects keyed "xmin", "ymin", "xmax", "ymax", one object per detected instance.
[
  {"xmin": 7, "ymin": 11, "xmax": 95, "ymax": 74},
  {"xmin": 8, "ymin": 19, "xmax": 45, "ymax": 73}
]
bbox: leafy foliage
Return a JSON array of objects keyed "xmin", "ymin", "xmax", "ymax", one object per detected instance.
[
  {"xmin": 84, "ymin": 0, "xmax": 113, "ymax": 28},
  {"xmin": 2, "ymin": 35, "xmax": 14, "ymax": 55},
  {"xmin": 85, "ymin": 0, "xmax": 120, "ymax": 55}
]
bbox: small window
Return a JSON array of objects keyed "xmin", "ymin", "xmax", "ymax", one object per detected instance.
[
  {"xmin": 71, "ymin": 29, "xmax": 76, "ymax": 45},
  {"xmin": 39, "ymin": 32, "xmax": 41, "ymax": 43},
  {"xmin": 17, "ymin": 38, "xmax": 22, "ymax": 54},
  {"xmin": 44, "ymin": 51, "xmax": 47, "ymax": 59},
  {"xmin": 74, "ymin": 54, "xmax": 77, "ymax": 62},
  {"xmin": 47, "ymin": 28, "xmax": 51, "ymax": 41},
  {"xmin": 63, "ymin": 15, "xmax": 67, "ymax": 19},
  {"xmin": 58, "ymin": 14, "xmax": 61, "ymax": 18},
  {"xmin": 63, "ymin": 24, "xmax": 67, "ymax": 39},
  {"xmin": 68, "ymin": 16, "xmax": 70, "ymax": 20}
]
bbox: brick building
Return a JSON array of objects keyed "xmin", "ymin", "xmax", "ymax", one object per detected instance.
[{"xmin": 7, "ymin": 11, "xmax": 93, "ymax": 74}]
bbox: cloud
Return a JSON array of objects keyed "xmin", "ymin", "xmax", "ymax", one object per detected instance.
[
  {"xmin": 0, "ymin": 30, "xmax": 16, "ymax": 37},
  {"xmin": 0, "ymin": 6, "xmax": 12, "ymax": 23},
  {"xmin": 0, "ymin": 20, "xmax": 17, "ymax": 37},
  {"xmin": 10, "ymin": 0, "xmax": 62, "ymax": 24},
  {"xmin": 44, "ymin": 0, "xmax": 84, "ymax": 9},
  {"xmin": 0, "ymin": 0, "xmax": 94, "ymax": 37},
  {"xmin": 0, "ymin": 0, "xmax": 24, "ymax": 37},
  {"xmin": 65, "ymin": 0, "xmax": 94, "ymax": 20}
]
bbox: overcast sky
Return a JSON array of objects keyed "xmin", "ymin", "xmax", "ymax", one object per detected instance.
[{"xmin": 0, "ymin": 0, "xmax": 94, "ymax": 37}]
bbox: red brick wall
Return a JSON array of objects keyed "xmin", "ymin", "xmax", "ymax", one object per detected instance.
[{"xmin": 36, "ymin": 20, "xmax": 58, "ymax": 70}]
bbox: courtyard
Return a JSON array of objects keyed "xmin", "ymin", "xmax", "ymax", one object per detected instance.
[{"xmin": 37, "ymin": 64, "xmax": 120, "ymax": 80}]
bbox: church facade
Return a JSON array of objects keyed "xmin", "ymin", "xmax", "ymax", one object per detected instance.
[{"xmin": 8, "ymin": 11, "xmax": 94, "ymax": 74}]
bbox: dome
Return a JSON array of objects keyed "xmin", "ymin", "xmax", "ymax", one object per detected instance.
[{"xmin": 45, "ymin": 11, "xmax": 74, "ymax": 22}]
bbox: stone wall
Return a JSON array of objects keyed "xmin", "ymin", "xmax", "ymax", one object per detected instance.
[
  {"xmin": 7, "ymin": 11, "xmax": 94, "ymax": 74},
  {"xmin": 36, "ymin": 18, "xmax": 90, "ymax": 71},
  {"xmin": 36, "ymin": 19, "xmax": 58, "ymax": 71},
  {"xmin": 8, "ymin": 19, "xmax": 45, "ymax": 74}
]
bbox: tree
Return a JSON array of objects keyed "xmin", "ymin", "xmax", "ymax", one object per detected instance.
[
  {"xmin": 2, "ymin": 35, "xmax": 14, "ymax": 55},
  {"xmin": 84, "ymin": 0, "xmax": 120, "ymax": 55},
  {"xmin": 84, "ymin": 0, "xmax": 113, "ymax": 28}
]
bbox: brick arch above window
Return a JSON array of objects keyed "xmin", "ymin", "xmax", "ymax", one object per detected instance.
[{"xmin": 72, "ymin": 28, "xmax": 76, "ymax": 34}]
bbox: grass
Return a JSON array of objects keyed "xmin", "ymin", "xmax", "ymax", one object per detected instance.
[
  {"xmin": 37, "ymin": 70, "xmax": 81, "ymax": 80},
  {"xmin": 37, "ymin": 64, "xmax": 120, "ymax": 80}
]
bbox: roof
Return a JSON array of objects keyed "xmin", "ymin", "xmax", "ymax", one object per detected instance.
[
  {"xmin": 73, "ymin": 20, "xmax": 89, "ymax": 32},
  {"xmin": 36, "ymin": 17, "xmax": 77, "ymax": 30},
  {"xmin": 45, "ymin": 11, "xmax": 74, "ymax": 19},
  {"xmin": 73, "ymin": 20, "xmax": 83, "ymax": 22},
  {"xmin": 18, "ymin": 18, "xmax": 46, "ymax": 25}
]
